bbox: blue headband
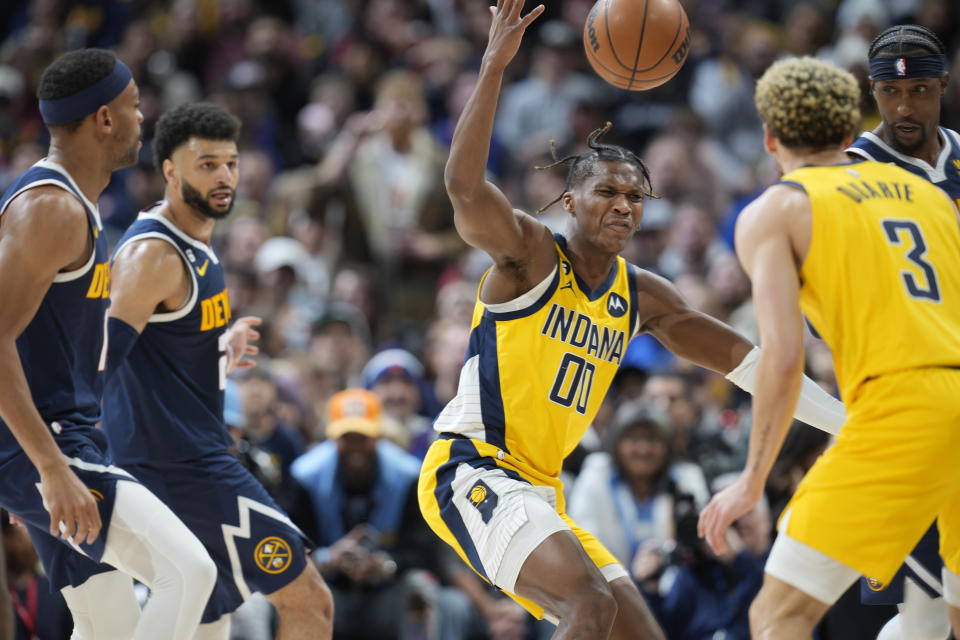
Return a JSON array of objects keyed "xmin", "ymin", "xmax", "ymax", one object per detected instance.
[
  {"xmin": 869, "ymin": 54, "xmax": 947, "ymax": 80},
  {"xmin": 39, "ymin": 59, "xmax": 132, "ymax": 125}
]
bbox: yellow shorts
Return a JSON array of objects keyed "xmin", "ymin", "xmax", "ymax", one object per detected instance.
[
  {"xmin": 782, "ymin": 368, "xmax": 960, "ymax": 584},
  {"xmin": 418, "ymin": 436, "xmax": 621, "ymax": 619}
]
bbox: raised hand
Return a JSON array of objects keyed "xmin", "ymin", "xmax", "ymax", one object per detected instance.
[{"xmin": 483, "ymin": 0, "xmax": 545, "ymax": 71}]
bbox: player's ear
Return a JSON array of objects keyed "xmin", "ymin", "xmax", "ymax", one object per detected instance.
[
  {"xmin": 762, "ymin": 125, "xmax": 777, "ymax": 154},
  {"xmin": 561, "ymin": 192, "xmax": 575, "ymax": 215},
  {"xmin": 162, "ymin": 158, "xmax": 177, "ymax": 185},
  {"xmin": 94, "ymin": 105, "xmax": 112, "ymax": 133},
  {"xmin": 940, "ymin": 73, "xmax": 949, "ymax": 94}
]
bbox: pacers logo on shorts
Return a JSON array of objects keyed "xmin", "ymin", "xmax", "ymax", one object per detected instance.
[
  {"xmin": 467, "ymin": 480, "xmax": 498, "ymax": 524},
  {"xmin": 88, "ymin": 489, "xmax": 104, "ymax": 502},
  {"xmin": 254, "ymin": 536, "xmax": 292, "ymax": 574},
  {"xmin": 865, "ymin": 577, "xmax": 885, "ymax": 591}
]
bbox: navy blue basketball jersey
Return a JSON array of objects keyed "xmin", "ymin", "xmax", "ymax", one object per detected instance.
[
  {"xmin": 102, "ymin": 205, "xmax": 233, "ymax": 463},
  {"xmin": 0, "ymin": 160, "xmax": 110, "ymax": 462},
  {"xmin": 848, "ymin": 127, "xmax": 960, "ymax": 203}
]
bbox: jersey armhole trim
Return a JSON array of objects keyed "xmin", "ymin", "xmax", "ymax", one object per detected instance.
[
  {"xmin": 482, "ymin": 265, "xmax": 560, "ymax": 321},
  {"xmin": 114, "ymin": 232, "xmax": 199, "ymax": 323}
]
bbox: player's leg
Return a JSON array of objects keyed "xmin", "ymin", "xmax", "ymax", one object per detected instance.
[
  {"xmin": 61, "ymin": 570, "xmax": 141, "ymax": 640},
  {"xmin": 263, "ymin": 560, "xmax": 333, "ymax": 640},
  {"xmin": 511, "ymin": 524, "xmax": 618, "ymax": 639},
  {"xmin": 876, "ymin": 578, "xmax": 950, "ymax": 640},
  {"xmin": 101, "ymin": 479, "xmax": 217, "ymax": 640},
  {"xmin": 192, "ymin": 614, "xmax": 232, "ymax": 640},
  {"xmin": 607, "ymin": 575, "xmax": 665, "ymax": 640},
  {"xmin": 561, "ymin": 517, "xmax": 664, "ymax": 640}
]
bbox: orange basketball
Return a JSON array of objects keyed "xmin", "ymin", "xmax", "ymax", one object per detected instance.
[{"xmin": 583, "ymin": 0, "xmax": 691, "ymax": 91}]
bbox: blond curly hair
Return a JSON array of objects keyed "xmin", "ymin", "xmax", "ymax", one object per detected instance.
[{"xmin": 755, "ymin": 57, "xmax": 861, "ymax": 150}]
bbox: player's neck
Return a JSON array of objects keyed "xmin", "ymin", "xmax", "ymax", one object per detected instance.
[
  {"xmin": 45, "ymin": 143, "xmax": 112, "ymax": 205},
  {"xmin": 161, "ymin": 198, "xmax": 215, "ymax": 245},
  {"xmin": 776, "ymin": 147, "xmax": 851, "ymax": 174},
  {"xmin": 564, "ymin": 235, "xmax": 618, "ymax": 290}
]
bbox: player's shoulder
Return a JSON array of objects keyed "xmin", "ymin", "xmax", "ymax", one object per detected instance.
[
  {"xmin": 2, "ymin": 184, "xmax": 89, "ymax": 238},
  {"xmin": 114, "ymin": 235, "xmax": 182, "ymax": 268}
]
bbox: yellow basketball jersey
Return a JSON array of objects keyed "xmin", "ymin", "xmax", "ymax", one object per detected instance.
[
  {"xmin": 785, "ymin": 161, "xmax": 960, "ymax": 404},
  {"xmin": 434, "ymin": 236, "xmax": 638, "ymax": 481}
]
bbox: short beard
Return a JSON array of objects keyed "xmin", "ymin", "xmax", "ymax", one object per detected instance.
[
  {"xmin": 181, "ymin": 179, "xmax": 234, "ymax": 220},
  {"xmin": 890, "ymin": 124, "xmax": 928, "ymax": 156}
]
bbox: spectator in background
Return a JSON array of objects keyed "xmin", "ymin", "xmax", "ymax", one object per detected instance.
[
  {"xmin": 293, "ymin": 389, "xmax": 473, "ymax": 640},
  {"xmin": 236, "ymin": 367, "xmax": 307, "ymax": 517},
  {"xmin": 3, "ymin": 514, "xmax": 69, "ymax": 640},
  {"xmin": 568, "ymin": 404, "xmax": 709, "ymax": 572},
  {"xmin": 639, "ymin": 474, "xmax": 772, "ymax": 640},
  {"xmin": 362, "ymin": 348, "xmax": 439, "ymax": 459}
]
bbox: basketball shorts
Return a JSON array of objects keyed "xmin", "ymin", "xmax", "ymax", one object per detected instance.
[
  {"xmin": 775, "ymin": 369, "xmax": 960, "ymax": 593},
  {"xmin": 0, "ymin": 425, "xmax": 135, "ymax": 590},
  {"xmin": 861, "ymin": 523, "xmax": 943, "ymax": 604},
  {"xmin": 125, "ymin": 452, "xmax": 310, "ymax": 623},
  {"xmin": 418, "ymin": 435, "xmax": 625, "ymax": 621}
]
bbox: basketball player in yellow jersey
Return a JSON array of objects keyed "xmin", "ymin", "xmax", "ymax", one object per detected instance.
[
  {"xmin": 698, "ymin": 56, "xmax": 960, "ymax": 639},
  {"xmin": 418, "ymin": 3, "xmax": 847, "ymax": 639}
]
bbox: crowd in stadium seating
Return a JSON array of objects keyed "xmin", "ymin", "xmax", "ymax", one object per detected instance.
[{"xmin": 1, "ymin": 0, "xmax": 959, "ymax": 638}]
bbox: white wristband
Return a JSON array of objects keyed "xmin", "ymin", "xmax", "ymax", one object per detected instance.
[
  {"xmin": 725, "ymin": 346, "xmax": 846, "ymax": 436},
  {"xmin": 225, "ymin": 342, "xmax": 235, "ymax": 370}
]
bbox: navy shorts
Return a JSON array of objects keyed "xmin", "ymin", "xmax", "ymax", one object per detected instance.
[
  {"xmin": 126, "ymin": 452, "xmax": 310, "ymax": 623},
  {"xmin": 861, "ymin": 523, "xmax": 942, "ymax": 604},
  {"xmin": 0, "ymin": 428, "xmax": 134, "ymax": 590}
]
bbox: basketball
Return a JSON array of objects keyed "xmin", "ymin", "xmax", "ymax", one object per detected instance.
[{"xmin": 583, "ymin": 0, "xmax": 691, "ymax": 91}]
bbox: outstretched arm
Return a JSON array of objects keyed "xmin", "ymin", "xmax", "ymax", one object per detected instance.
[
  {"xmin": 0, "ymin": 188, "xmax": 102, "ymax": 544},
  {"xmin": 698, "ymin": 188, "xmax": 808, "ymax": 553},
  {"xmin": 446, "ymin": 0, "xmax": 556, "ymax": 302}
]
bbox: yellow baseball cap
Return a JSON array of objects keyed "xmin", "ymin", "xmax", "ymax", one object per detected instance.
[{"xmin": 326, "ymin": 389, "xmax": 382, "ymax": 439}]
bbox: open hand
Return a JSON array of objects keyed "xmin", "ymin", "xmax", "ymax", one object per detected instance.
[
  {"xmin": 483, "ymin": 0, "xmax": 545, "ymax": 71},
  {"xmin": 697, "ymin": 473, "xmax": 763, "ymax": 555}
]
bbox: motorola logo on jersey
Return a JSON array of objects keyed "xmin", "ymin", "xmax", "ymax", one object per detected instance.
[
  {"xmin": 254, "ymin": 536, "xmax": 292, "ymax": 574},
  {"xmin": 606, "ymin": 292, "xmax": 627, "ymax": 317}
]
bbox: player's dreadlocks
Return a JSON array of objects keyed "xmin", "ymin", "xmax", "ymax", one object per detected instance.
[
  {"xmin": 534, "ymin": 122, "xmax": 658, "ymax": 215},
  {"xmin": 869, "ymin": 25, "xmax": 945, "ymax": 59}
]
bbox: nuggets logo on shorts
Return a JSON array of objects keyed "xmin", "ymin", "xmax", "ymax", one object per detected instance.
[
  {"xmin": 254, "ymin": 536, "xmax": 292, "ymax": 574},
  {"xmin": 89, "ymin": 489, "xmax": 104, "ymax": 502},
  {"xmin": 866, "ymin": 577, "xmax": 885, "ymax": 591},
  {"xmin": 467, "ymin": 480, "xmax": 498, "ymax": 524}
]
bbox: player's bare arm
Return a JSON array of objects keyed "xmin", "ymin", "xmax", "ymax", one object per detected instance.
[
  {"xmin": 635, "ymin": 269, "xmax": 754, "ymax": 374},
  {"xmin": 110, "ymin": 238, "xmax": 190, "ymax": 332},
  {"xmin": 446, "ymin": 0, "xmax": 552, "ymax": 304},
  {"xmin": 699, "ymin": 188, "xmax": 810, "ymax": 554},
  {"xmin": 0, "ymin": 188, "xmax": 102, "ymax": 544}
]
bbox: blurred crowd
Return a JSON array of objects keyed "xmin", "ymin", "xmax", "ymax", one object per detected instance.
[{"xmin": 2, "ymin": 0, "xmax": 959, "ymax": 638}]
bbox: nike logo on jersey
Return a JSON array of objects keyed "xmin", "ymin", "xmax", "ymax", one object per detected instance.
[
  {"xmin": 196, "ymin": 259, "xmax": 210, "ymax": 277},
  {"xmin": 540, "ymin": 302, "xmax": 625, "ymax": 364}
]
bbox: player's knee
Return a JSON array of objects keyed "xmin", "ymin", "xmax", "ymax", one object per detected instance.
[
  {"xmin": 562, "ymin": 575, "xmax": 617, "ymax": 628},
  {"xmin": 174, "ymin": 539, "xmax": 217, "ymax": 597}
]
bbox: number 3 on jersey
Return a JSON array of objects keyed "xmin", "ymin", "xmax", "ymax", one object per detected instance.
[
  {"xmin": 549, "ymin": 353, "xmax": 595, "ymax": 415},
  {"xmin": 882, "ymin": 219, "xmax": 941, "ymax": 302}
]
